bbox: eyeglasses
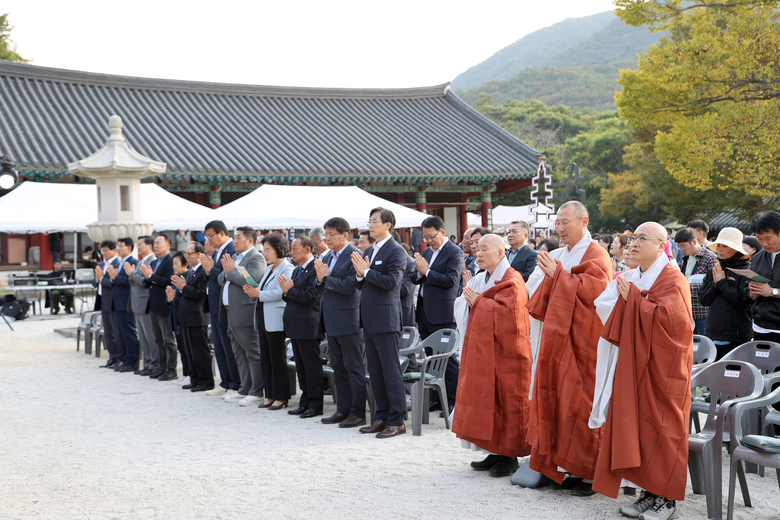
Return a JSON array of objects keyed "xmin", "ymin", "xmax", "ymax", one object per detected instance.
[
  {"xmin": 366, "ymin": 219, "xmax": 383, "ymax": 227},
  {"xmin": 423, "ymin": 233, "xmax": 441, "ymax": 242},
  {"xmin": 626, "ymin": 236, "xmax": 664, "ymax": 245}
]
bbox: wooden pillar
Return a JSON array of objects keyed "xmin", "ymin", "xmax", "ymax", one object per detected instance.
[
  {"xmin": 416, "ymin": 186, "xmax": 427, "ymax": 213},
  {"xmin": 209, "ymin": 185, "xmax": 221, "ymax": 209},
  {"xmin": 480, "ymin": 187, "xmax": 492, "ymax": 229},
  {"xmin": 458, "ymin": 193, "xmax": 468, "ymax": 239},
  {"xmin": 35, "ymin": 233, "xmax": 52, "ymax": 269}
]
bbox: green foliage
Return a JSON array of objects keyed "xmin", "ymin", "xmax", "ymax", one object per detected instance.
[{"xmin": 0, "ymin": 14, "xmax": 27, "ymax": 63}]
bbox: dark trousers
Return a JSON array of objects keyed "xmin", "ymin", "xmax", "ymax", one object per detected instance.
[
  {"xmin": 364, "ymin": 330, "xmax": 405, "ymax": 426},
  {"xmin": 176, "ymin": 333, "xmax": 189, "ymax": 376},
  {"xmin": 328, "ymin": 333, "xmax": 366, "ymax": 419},
  {"xmin": 714, "ymin": 341, "xmax": 743, "ymax": 361},
  {"xmin": 257, "ymin": 308, "xmax": 290, "ymax": 401},
  {"xmin": 417, "ymin": 297, "xmax": 459, "ymax": 406},
  {"xmin": 210, "ymin": 311, "xmax": 240, "ymax": 390},
  {"xmin": 150, "ymin": 313, "xmax": 177, "ymax": 372},
  {"xmin": 101, "ymin": 308, "xmax": 121, "ymax": 363},
  {"xmin": 183, "ymin": 325, "xmax": 213, "ymax": 388},
  {"xmin": 115, "ymin": 309, "xmax": 139, "ymax": 366},
  {"xmin": 292, "ymin": 338, "xmax": 324, "ymax": 412}
]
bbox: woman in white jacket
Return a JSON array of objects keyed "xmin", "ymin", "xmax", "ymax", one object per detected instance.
[{"xmin": 244, "ymin": 233, "xmax": 294, "ymax": 410}]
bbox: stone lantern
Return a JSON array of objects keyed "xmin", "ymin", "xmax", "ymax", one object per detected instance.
[{"xmin": 68, "ymin": 115, "xmax": 166, "ymax": 243}]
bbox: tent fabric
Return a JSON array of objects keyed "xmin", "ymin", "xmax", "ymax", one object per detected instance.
[
  {"xmin": 213, "ymin": 185, "xmax": 430, "ymax": 229},
  {"xmin": 467, "ymin": 204, "xmax": 556, "ymax": 229},
  {"xmin": 0, "ymin": 182, "xmax": 217, "ymax": 233}
]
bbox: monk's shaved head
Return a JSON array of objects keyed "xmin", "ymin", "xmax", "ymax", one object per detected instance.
[
  {"xmin": 631, "ymin": 222, "xmax": 667, "ymax": 271},
  {"xmin": 559, "ymin": 201, "xmax": 588, "ymax": 219},
  {"xmin": 636, "ymin": 222, "xmax": 667, "ymax": 241},
  {"xmin": 480, "ymin": 234, "xmax": 505, "ymax": 251},
  {"xmin": 476, "ymin": 234, "xmax": 506, "ymax": 275}
]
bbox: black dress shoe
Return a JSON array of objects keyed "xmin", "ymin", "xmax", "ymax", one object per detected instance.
[
  {"xmin": 338, "ymin": 415, "xmax": 367, "ymax": 428},
  {"xmin": 149, "ymin": 368, "xmax": 166, "ymax": 379},
  {"xmin": 470, "ymin": 454, "xmax": 501, "ymax": 471},
  {"xmin": 191, "ymin": 385, "xmax": 214, "ymax": 392},
  {"xmin": 100, "ymin": 360, "xmax": 119, "ymax": 368},
  {"xmin": 489, "ymin": 456, "xmax": 519, "ymax": 477},
  {"xmin": 359, "ymin": 420, "xmax": 387, "ymax": 434},
  {"xmin": 300, "ymin": 408, "xmax": 323, "ymax": 419},
  {"xmin": 288, "ymin": 406, "xmax": 307, "ymax": 415},
  {"xmin": 182, "ymin": 383, "xmax": 196, "ymax": 390},
  {"xmin": 321, "ymin": 412, "xmax": 349, "ymax": 424},
  {"xmin": 376, "ymin": 424, "xmax": 406, "ymax": 439},
  {"xmin": 428, "ymin": 400, "xmax": 443, "ymax": 411},
  {"xmin": 113, "ymin": 363, "xmax": 123, "ymax": 372},
  {"xmin": 571, "ymin": 481, "xmax": 596, "ymax": 497},
  {"xmin": 552, "ymin": 477, "xmax": 583, "ymax": 491},
  {"xmin": 157, "ymin": 370, "xmax": 178, "ymax": 382},
  {"xmin": 119, "ymin": 364, "xmax": 138, "ymax": 373},
  {"xmin": 137, "ymin": 368, "xmax": 153, "ymax": 376}
]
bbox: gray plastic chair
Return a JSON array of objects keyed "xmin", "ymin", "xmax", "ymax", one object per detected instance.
[
  {"xmin": 403, "ymin": 328, "xmax": 460, "ymax": 436},
  {"xmin": 360, "ymin": 345, "xmax": 376, "ymax": 424},
  {"xmin": 84, "ymin": 313, "xmax": 102, "ymax": 355},
  {"xmin": 319, "ymin": 340, "xmax": 337, "ymax": 404},
  {"xmin": 283, "ymin": 338, "xmax": 297, "ymax": 396},
  {"xmin": 692, "ymin": 334, "xmax": 717, "ymax": 373},
  {"xmin": 76, "ymin": 310, "xmax": 99, "ymax": 352},
  {"xmin": 398, "ymin": 326, "xmax": 421, "ymax": 373},
  {"xmin": 688, "ymin": 360, "xmax": 764, "ymax": 520}
]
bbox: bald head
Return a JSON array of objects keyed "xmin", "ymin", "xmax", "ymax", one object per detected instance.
[
  {"xmin": 559, "ymin": 201, "xmax": 588, "ymax": 219},
  {"xmin": 630, "ymin": 222, "xmax": 667, "ymax": 271},
  {"xmin": 476, "ymin": 234, "xmax": 506, "ymax": 275},
  {"xmin": 637, "ymin": 221, "xmax": 667, "ymax": 241}
]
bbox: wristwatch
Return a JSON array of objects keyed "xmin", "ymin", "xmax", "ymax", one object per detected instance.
[{"xmin": 773, "ymin": 288, "xmax": 778, "ymax": 297}]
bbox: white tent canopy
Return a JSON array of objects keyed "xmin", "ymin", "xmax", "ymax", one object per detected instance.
[
  {"xmin": 213, "ymin": 185, "xmax": 430, "ymax": 229},
  {"xmin": 467, "ymin": 204, "xmax": 557, "ymax": 229},
  {"xmin": 0, "ymin": 182, "xmax": 217, "ymax": 233}
]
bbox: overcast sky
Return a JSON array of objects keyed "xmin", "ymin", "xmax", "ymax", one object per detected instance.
[{"xmin": 3, "ymin": 0, "xmax": 617, "ymax": 88}]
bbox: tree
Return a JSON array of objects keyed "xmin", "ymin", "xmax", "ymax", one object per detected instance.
[
  {"xmin": 0, "ymin": 13, "xmax": 27, "ymax": 62},
  {"xmin": 614, "ymin": 0, "xmax": 780, "ymax": 198}
]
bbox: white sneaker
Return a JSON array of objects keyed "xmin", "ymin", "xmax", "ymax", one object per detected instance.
[
  {"xmin": 639, "ymin": 497, "xmax": 678, "ymax": 520},
  {"xmin": 222, "ymin": 389, "xmax": 238, "ymax": 400},
  {"xmin": 174, "ymin": 376, "xmax": 190, "ymax": 386},
  {"xmin": 619, "ymin": 491, "xmax": 656, "ymax": 518},
  {"xmin": 224, "ymin": 393, "xmax": 246, "ymax": 403},
  {"xmin": 238, "ymin": 395, "xmax": 263, "ymax": 406},
  {"xmin": 205, "ymin": 387, "xmax": 227, "ymax": 396}
]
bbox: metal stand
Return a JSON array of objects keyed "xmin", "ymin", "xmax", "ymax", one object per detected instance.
[{"xmin": 1, "ymin": 312, "xmax": 13, "ymax": 331}]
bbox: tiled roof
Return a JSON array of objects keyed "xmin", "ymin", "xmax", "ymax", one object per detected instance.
[{"xmin": 0, "ymin": 61, "xmax": 540, "ymax": 182}]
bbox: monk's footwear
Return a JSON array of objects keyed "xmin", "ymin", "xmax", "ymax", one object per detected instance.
[
  {"xmin": 488, "ymin": 456, "xmax": 519, "ymax": 477},
  {"xmin": 510, "ymin": 459, "xmax": 552, "ymax": 488},
  {"xmin": 638, "ymin": 496, "xmax": 678, "ymax": 520},
  {"xmin": 619, "ymin": 490, "xmax": 657, "ymax": 518},
  {"xmin": 552, "ymin": 477, "xmax": 582, "ymax": 490},
  {"xmin": 470, "ymin": 454, "xmax": 500, "ymax": 471},
  {"xmin": 571, "ymin": 480, "xmax": 596, "ymax": 497}
]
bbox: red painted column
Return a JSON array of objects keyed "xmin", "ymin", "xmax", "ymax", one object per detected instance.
[
  {"xmin": 480, "ymin": 187, "xmax": 492, "ymax": 229},
  {"xmin": 459, "ymin": 193, "xmax": 468, "ymax": 239},
  {"xmin": 35, "ymin": 233, "xmax": 53, "ymax": 269},
  {"xmin": 416, "ymin": 186, "xmax": 427, "ymax": 213},
  {"xmin": 208, "ymin": 185, "xmax": 221, "ymax": 209}
]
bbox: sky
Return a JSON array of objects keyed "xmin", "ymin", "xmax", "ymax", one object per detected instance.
[{"xmin": 3, "ymin": 0, "xmax": 617, "ymax": 89}]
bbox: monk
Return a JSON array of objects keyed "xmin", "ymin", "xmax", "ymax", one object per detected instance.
[
  {"xmin": 513, "ymin": 200, "xmax": 612, "ymax": 496},
  {"xmin": 452, "ymin": 234, "xmax": 533, "ymax": 478},
  {"xmin": 590, "ymin": 222, "xmax": 693, "ymax": 520}
]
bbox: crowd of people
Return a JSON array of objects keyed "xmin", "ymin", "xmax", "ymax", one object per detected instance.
[{"xmin": 88, "ymin": 201, "xmax": 780, "ymax": 520}]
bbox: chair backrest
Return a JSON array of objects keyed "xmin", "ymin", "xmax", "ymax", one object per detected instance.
[
  {"xmin": 400, "ymin": 326, "xmax": 420, "ymax": 351},
  {"xmin": 691, "ymin": 360, "xmax": 764, "ymax": 435},
  {"xmin": 319, "ymin": 340, "xmax": 331, "ymax": 365},
  {"xmin": 693, "ymin": 335, "xmax": 717, "ymax": 365},
  {"xmin": 721, "ymin": 341, "xmax": 780, "ymax": 376},
  {"xmin": 417, "ymin": 328, "xmax": 459, "ymax": 379}
]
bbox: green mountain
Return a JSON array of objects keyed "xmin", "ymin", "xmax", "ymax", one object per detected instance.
[{"xmin": 453, "ymin": 13, "xmax": 664, "ymax": 110}]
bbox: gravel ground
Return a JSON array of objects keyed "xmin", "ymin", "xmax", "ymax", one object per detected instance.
[{"xmin": 0, "ymin": 315, "xmax": 777, "ymax": 520}]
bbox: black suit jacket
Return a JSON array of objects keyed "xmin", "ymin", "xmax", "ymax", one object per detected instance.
[
  {"xmin": 282, "ymin": 259, "xmax": 322, "ymax": 340},
  {"xmin": 357, "ymin": 238, "xmax": 406, "ymax": 334},
  {"xmin": 207, "ymin": 240, "xmax": 236, "ymax": 314},
  {"xmin": 400, "ymin": 255, "xmax": 416, "ymax": 327},
  {"xmin": 412, "ymin": 240, "xmax": 463, "ymax": 325},
  {"xmin": 320, "ymin": 244, "xmax": 362, "ymax": 337},
  {"xmin": 178, "ymin": 266, "xmax": 208, "ymax": 327},
  {"xmin": 92, "ymin": 257, "xmax": 120, "ymax": 312},
  {"xmin": 509, "ymin": 244, "xmax": 538, "ymax": 282},
  {"xmin": 111, "ymin": 256, "xmax": 139, "ymax": 313},
  {"xmin": 144, "ymin": 253, "xmax": 173, "ymax": 316}
]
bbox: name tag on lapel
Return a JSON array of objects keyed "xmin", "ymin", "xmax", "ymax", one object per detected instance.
[{"xmin": 375, "ymin": 260, "xmax": 383, "ymax": 265}]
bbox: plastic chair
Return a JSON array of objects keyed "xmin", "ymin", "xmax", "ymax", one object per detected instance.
[
  {"xmin": 403, "ymin": 328, "xmax": 460, "ymax": 436},
  {"xmin": 361, "ymin": 345, "xmax": 376, "ymax": 424},
  {"xmin": 726, "ymin": 382, "xmax": 780, "ymax": 520},
  {"xmin": 692, "ymin": 334, "xmax": 717, "ymax": 373},
  {"xmin": 84, "ymin": 313, "xmax": 102, "ymax": 355},
  {"xmin": 76, "ymin": 310, "xmax": 99, "ymax": 352},
  {"xmin": 319, "ymin": 340, "xmax": 337, "ymax": 404},
  {"xmin": 398, "ymin": 326, "xmax": 421, "ymax": 373},
  {"xmin": 283, "ymin": 338, "xmax": 297, "ymax": 396},
  {"xmin": 688, "ymin": 360, "xmax": 764, "ymax": 520}
]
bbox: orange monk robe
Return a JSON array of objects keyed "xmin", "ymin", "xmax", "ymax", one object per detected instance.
[
  {"xmin": 452, "ymin": 268, "xmax": 533, "ymax": 457},
  {"xmin": 527, "ymin": 242, "xmax": 612, "ymax": 482},
  {"xmin": 592, "ymin": 265, "xmax": 693, "ymax": 501}
]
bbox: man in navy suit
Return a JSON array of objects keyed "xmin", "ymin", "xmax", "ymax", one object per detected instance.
[
  {"xmin": 93, "ymin": 240, "xmax": 122, "ymax": 368},
  {"xmin": 108, "ymin": 237, "xmax": 140, "ymax": 372},
  {"xmin": 352, "ymin": 207, "xmax": 408, "ymax": 438},
  {"xmin": 506, "ymin": 220, "xmax": 538, "ymax": 282},
  {"xmin": 315, "ymin": 217, "xmax": 366, "ymax": 428},
  {"xmin": 199, "ymin": 220, "xmax": 241, "ymax": 396},
  {"xmin": 171, "ymin": 242, "xmax": 213, "ymax": 392},
  {"xmin": 280, "ymin": 235, "xmax": 324, "ymax": 419},
  {"xmin": 141, "ymin": 234, "xmax": 178, "ymax": 381},
  {"xmin": 412, "ymin": 216, "xmax": 464, "ymax": 412}
]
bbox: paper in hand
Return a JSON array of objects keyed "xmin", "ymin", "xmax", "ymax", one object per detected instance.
[
  {"xmin": 727, "ymin": 268, "xmax": 771, "ymax": 283},
  {"xmin": 236, "ymin": 266, "xmax": 258, "ymax": 287}
]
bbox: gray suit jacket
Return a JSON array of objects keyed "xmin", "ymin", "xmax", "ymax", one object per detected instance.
[
  {"xmin": 253, "ymin": 258, "xmax": 294, "ymax": 333},
  {"xmin": 128, "ymin": 254, "xmax": 156, "ymax": 315},
  {"xmin": 218, "ymin": 247, "xmax": 267, "ymax": 326}
]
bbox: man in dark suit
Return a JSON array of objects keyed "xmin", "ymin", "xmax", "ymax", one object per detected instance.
[
  {"xmin": 108, "ymin": 237, "xmax": 140, "ymax": 372},
  {"xmin": 140, "ymin": 234, "xmax": 178, "ymax": 381},
  {"xmin": 279, "ymin": 235, "xmax": 324, "ymax": 419},
  {"xmin": 199, "ymin": 220, "xmax": 241, "ymax": 396},
  {"xmin": 171, "ymin": 242, "xmax": 213, "ymax": 392},
  {"xmin": 352, "ymin": 207, "xmax": 408, "ymax": 438},
  {"xmin": 412, "ymin": 216, "xmax": 464, "ymax": 413},
  {"xmin": 314, "ymin": 217, "xmax": 366, "ymax": 428},
  {"xmin": 506, "ymin": 220, "xmax": 538, "ymax": 282},
  {"xmin": 93, "ymin": 240, "xmax": 122, "ymax": 368}
]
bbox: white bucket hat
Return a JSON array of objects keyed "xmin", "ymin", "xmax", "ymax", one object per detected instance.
[{"xmin": 708, "ymin": 227, "xmax": 748, "ymax": 255}]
